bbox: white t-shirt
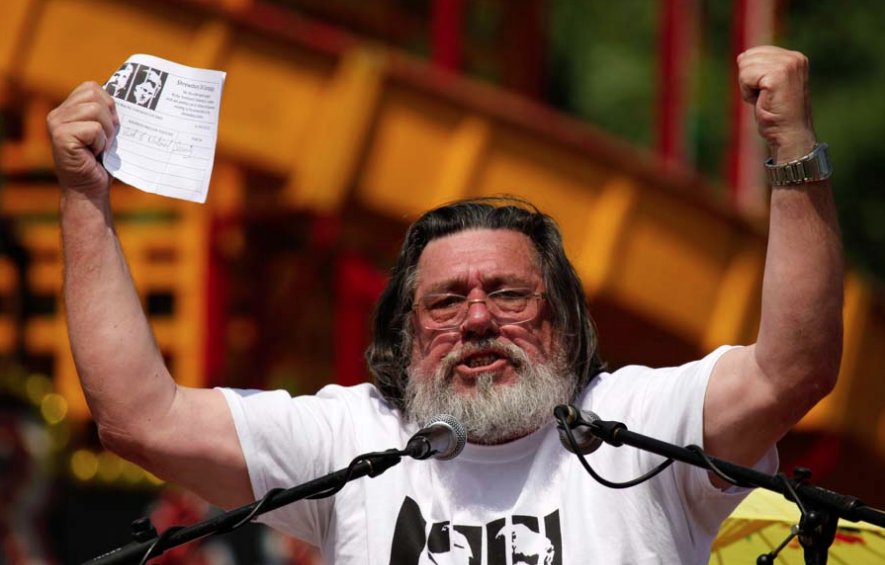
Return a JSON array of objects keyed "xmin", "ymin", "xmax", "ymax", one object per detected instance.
[{"xmin": 221, "ymin": 346, "xmax": 777, "ymax": 564}]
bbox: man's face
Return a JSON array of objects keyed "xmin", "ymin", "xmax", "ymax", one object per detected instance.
[
  {"xmin": 133, "ymin": 74, "xmax": 160, "ymax": 105},
  {"xmin": 108, "ymin": 64, "xmax": 133, "ymax": 88},
  {"xmin": 405, "ymin": 229, "xmax": 572, "ymax": 443},
  {"xmin": 409, "ymin": 229, "xmax": 556, "ymax": 394}
]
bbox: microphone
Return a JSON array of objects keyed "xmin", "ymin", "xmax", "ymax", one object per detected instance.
[
  {"xmin": 554, "ymin": 404, "xmax": 603, "ymax": 455},
  {"xmin": 405, "ymin": 414, "xmax": 467, "ymax": 460}
]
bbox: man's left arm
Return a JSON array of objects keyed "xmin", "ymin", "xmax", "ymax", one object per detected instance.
[{"xmin": 704, "ymin": 46, "xmax": 844, "ymax": 470}]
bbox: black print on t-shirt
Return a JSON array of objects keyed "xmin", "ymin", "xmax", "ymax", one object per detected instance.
[{"xmin": 389, "ymin": 496, "xmax": 562, "ymax": 565}]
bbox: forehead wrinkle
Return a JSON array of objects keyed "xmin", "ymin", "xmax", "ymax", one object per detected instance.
[{"xmin": 413, "ymin": 229, "xmax": 544, "ymax": 296}]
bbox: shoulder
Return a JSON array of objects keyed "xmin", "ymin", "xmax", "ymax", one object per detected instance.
[
  {"xmin": 220, "ymin": 382, "xmax": 407, "ymax": 464},
  {"xmin": 591, "ymin": 346, "xmax": 735, "ymax": 388},
  {"xmin": 221, "ymin": 382, "xmax": 399, "ymax": 422},
  {"xmin": 316, "ymin": 381, "xmax": 393, "ymax": 404},
  {"xmin": 579, "ymin": 346, "xmax": 737, "ymax": 417}
]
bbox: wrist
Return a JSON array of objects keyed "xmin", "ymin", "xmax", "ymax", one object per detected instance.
[
  {"xmin": 59, "ymin": 172, "xmax": 113, "ymax": 200},
  {"xmin": 768, "ymin": 130, "xmax": 817, "ymax": 163},
  {"xmin": 764, "ymin": 143, "xmax": 832, "ymax": 186},
  {"xmin": 61, "ymin": 187, "xmax": 109, "ymax": 210},
  {"xmin": 60, "ymin": 181, "xmax": 114, "ymax": 219}
]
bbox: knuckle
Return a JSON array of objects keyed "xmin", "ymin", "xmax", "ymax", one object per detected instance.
[
  {"xmin": 785, "ymin": 51, "xmax": 808, "ymax": 71},
  {"xmin": 85, "ymin": 83, "xmax": 107, "ymax": 102},
  {"xmin": 86, "ymin": 121, "xmax": 103, "ymax": 137},
  {"xmin": 74, "ymin": 81, "xmax": 100, "ymax": 99}
]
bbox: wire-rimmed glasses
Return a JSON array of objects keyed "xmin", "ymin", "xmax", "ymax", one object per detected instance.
[{"xmin": 414, "ymin": 288, "xmax": 546, "ymax": 331}]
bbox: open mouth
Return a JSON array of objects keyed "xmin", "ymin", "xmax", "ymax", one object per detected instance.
[
  {"xmin": 456, "ymin": 346, "xmax": 522, "ymax": 372},
  {"xmin": 464, "ymin": 352, "xmax": 503, "ymax": 368}
]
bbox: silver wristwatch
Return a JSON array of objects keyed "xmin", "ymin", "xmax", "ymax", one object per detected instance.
[{"xmin": 764, "ymin": 143, "xmax": 832, "ymax": 186}]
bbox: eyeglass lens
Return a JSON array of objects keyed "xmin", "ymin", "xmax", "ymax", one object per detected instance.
[{"xmin": 419, "ymin": 289, "xmax": 542, "ymax": 329}]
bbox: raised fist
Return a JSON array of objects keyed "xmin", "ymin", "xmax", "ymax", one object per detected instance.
[
  {"xmin": 737, "ymin": 46, "xmax": 817, "ymax": 162},
  {"xmin": 47, "ymin": 81, "xmax": 118, "ymax": 197}
]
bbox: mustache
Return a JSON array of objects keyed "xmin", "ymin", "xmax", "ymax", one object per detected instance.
[{"xmin": 437, "ymin": 339, "xmax": 530, "ymax": 378}]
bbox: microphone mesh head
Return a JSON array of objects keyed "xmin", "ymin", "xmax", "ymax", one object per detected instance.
[{"xmin": 427, "ymin": 414, "xmax": 467, "ymax": 460}]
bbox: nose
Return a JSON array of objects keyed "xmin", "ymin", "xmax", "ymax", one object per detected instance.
[{"xmin": 460, "ymin": 298, "xmax": 498, "ymax": 339}]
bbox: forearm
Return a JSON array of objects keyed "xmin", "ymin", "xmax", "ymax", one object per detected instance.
[
  {"xmin": 755, "ymin": 177, "xmax": 843, "ymax": 408},
  {"xmin": 61, "ymin": 188, "xmax": 177, "ymax": 445}
]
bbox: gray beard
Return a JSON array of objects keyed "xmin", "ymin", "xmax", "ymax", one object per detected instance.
[{"xmin": 404, "ymin": 339, "xmax": 577, "ymax": 444}]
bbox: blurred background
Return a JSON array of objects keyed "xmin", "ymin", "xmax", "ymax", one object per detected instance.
[{"xmin": 1, "ymin": 0, "xmax": 884, "ymax": 562}]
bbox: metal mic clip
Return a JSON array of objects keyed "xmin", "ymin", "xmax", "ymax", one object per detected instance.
[{"xmin": 555, "ymin": 405, "xmax": 603, "ymax": 455}]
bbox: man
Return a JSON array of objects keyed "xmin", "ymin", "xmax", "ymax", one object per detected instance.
[
  {"xmin": 103, "ymin": 62, "xmax": 134, "ymax": 99},
  {"xmin": 47, "ymin": 46, "xmax": 842, "ymax": 563},
  {"xmin": 128, "ymin": 67, "xmax": 163, "ymax": 108}
]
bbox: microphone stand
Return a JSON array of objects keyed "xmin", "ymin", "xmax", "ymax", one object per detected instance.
[
  {"xmin": 575, "ymin": 416, "xmax": 885, "ymax": 565},
  {"xmin": 83, "ymin": 449, "xmax": 403, "ymax": 565}
]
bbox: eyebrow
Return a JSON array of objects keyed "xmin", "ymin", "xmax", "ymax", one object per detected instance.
[{"xmin": 423, "ymin": 273, "xmax": 539, "ymax": 295}]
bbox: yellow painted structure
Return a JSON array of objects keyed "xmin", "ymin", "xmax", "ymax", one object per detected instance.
[{"xmin": 0, "ymin": 0, "xmax": 884, "ymax": 465}]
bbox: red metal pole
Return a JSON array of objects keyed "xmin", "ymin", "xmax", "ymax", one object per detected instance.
[
  {"xmin": 727, "ymin": 0, "xmax": 773, "ymax": 214},
  {"xmin": 431, "ymin": 0, "xmax": 465, "ymax": 71},
  {"xmin": 501, "ymin": 0, "xmax": 546, "ymax": 98},
  {"xmin": 204, "ymin": 214, "xmax": 231, "ymax": 387},
  {"xmin": 657, "ymin": 0, "xmax": 692, "ymax": 165},
  {"xmin": 334, "ymin": 253, "xmax": 387, "ymax": 386}
]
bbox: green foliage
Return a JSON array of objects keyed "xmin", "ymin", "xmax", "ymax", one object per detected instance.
[
  {"xmin": 783, "ymin": 1, "xmax": 885, "ymax": 278},
  {"xmin": 547, "ymin": 0, "xmax": 885, "ymax": 279},
  {"xmin": 547, "ymin": 0, "xmax": 658, "ymax": 146}
]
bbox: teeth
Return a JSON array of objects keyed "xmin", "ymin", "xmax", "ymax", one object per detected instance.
[{"xmin": 466, "ymin": 354, "xmax": 498, "ymax": 368}]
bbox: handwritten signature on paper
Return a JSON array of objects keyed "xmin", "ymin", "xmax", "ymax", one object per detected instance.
[{"xmin": 120, "ymin": 125, "xmax": 194, "ymax": 156}]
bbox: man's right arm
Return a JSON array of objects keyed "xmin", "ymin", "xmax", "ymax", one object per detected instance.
[{"xmin": 49, "ymin": 82, "xmax": 253, "ymax": 508}]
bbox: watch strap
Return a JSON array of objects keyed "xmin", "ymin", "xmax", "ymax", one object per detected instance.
[{"xmin": 764, "ymin": 143, "xmax": 832, "ymax": 186}]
